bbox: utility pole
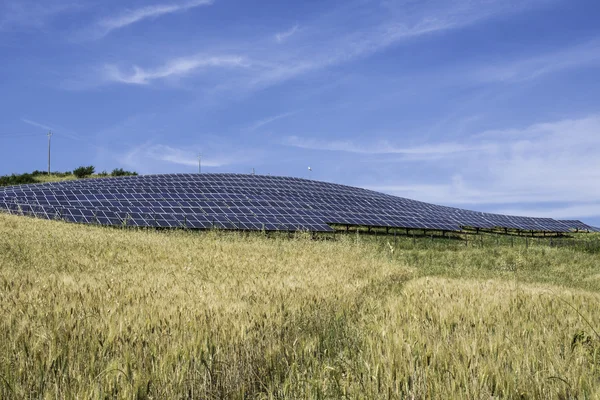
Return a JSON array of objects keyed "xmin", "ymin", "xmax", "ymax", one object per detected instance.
[
  {"xmin": 47, "ymin": 131, "xmax": 53, "ymax": 175},
  {"xmin": 198, "ymin": 153, "xmax": 201, "ymax": 174}
]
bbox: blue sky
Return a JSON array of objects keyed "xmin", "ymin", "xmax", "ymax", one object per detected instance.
[{"xmin": 1, "ymin": 0, "xmax": 600, "ymax": 226}]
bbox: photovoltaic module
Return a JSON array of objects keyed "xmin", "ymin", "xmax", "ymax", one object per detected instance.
[{"xmin": 0, "ymin": 174, "xmax": 594, "ymax": 233}]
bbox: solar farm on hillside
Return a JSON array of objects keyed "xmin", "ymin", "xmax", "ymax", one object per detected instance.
[{"xmin": 0, "ymin": 173, "xmax": 596, "ymax": 234}]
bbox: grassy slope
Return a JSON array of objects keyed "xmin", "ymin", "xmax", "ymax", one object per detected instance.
[
  {"xmin": 1, "ymin": 174, "xmax": 126, "ymax": 186},
  {"xmin": 30, "ymin": 174, "xmax": 78, "ymax": 184},
  {"xmin": 1, "ymin": 214, "xmax": 600, "ymax": 398}
]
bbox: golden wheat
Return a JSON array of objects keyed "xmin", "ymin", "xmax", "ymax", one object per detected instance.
[{"xmin": 1, "ymin": 213, "xmax": 599, "ymax": 398}]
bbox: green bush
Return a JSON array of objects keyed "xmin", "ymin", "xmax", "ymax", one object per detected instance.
[
  {"xmin": 0, "ymin": 173, "xmax": 37, "ymax": 187},
  {"xmin": 31, "ymin": 170, "xmax": 72, "ymax": 177},
  {"xmin": 73, "ymin": 166, "xmax": 95, "ymax": 179},
  {"xmin": 111, "ymin": 168, "xmax": 138, "ymax": 177},
  {"xmin": 52, "ymin": 171, "xmax": 73, "ymax": 177},
  {"xmin": 0, "ymin": 166, "xmax": 136, "ymax": 186}
]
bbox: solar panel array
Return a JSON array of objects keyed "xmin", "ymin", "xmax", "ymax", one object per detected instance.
[
  {"xmin": 558, "ymin": 220, "xmax": 599, "ymax": 232},
  {"xmin": 0, "ymin": 173, "xmax": 594, "ymax": 233}
]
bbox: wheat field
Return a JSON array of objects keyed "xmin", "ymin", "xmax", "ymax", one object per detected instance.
[{"xmin": 1, "ymin": 213, "xmax": 600, "ymax": 399}]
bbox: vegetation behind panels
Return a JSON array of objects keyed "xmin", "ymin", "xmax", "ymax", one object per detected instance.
[{"xmin": 0, "ymin": 167, "xmax": 138, "ymax": 187}]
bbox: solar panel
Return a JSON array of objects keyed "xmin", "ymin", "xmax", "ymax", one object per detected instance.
[
  {"xmin": 557, "ymin": 220, "xmax": 597, "ymax": 232},
  {"xmin": 0, "ymin": 173, "xmax": 587, "ymax": 233}
]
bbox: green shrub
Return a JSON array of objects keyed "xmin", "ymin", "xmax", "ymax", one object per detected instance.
[
  {"xmin": 111, "ymin": 168, "xmax": 138, "ymax": 177},
  {"xmin": 0, "ymin": 173, "xmax": 37, "ymax": 187},
  {"xmin": 54, "ymin": 171, "xmax": 73, "ymax": 177},
  {"xmin": 0, "ymin": 166, "xmax": 136, "ymax": 186},
  {"xmin": 73, "ymin": 166, "xmax": 95, "ymax": 179}
]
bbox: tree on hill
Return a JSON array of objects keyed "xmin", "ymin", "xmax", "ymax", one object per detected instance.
[
  {"xmin": 73, "ymin": 166, "xmax": 95, "ymax": 178},
  {"xmin": 0, "ymin": 166, "xmax": 138, "ymax": 186},
  {"xmin": 111, "ymin": 168, "xmax": 138, "ymax": 177},
  {"xmin": 0, "ymin": 173, "xmax": 36, "ymax": 187}
]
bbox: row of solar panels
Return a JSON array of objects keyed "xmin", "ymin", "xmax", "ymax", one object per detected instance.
[
  {"xmin": 1, "ymin": 198, "xmax": 461, "ymax": 231},
  {"xmin": 1, "ymin": 187, "xmax": 428, "ymax": 209},
  {"xmin": 1, "ymin": 176, "xmax": 448, "ymax": 217},
  {"xmin": 1, "ymin": 174, "xmax": 597, "ymax": 233},
  {"xmin": 0, "ymin": 199, "xmax": 589, "ymax": 233},
  {"xmin": 0, "ymin": 191, "xmax": 584, "ymax": 231},
  {"xmin": 0, "ymin": 187, "xmax": 580, "ymax": 231},
  {"xmin": 2, "ymin": 196, "xmax": 596, "ymax": 233},
  {"xmin": 0, "ymin": 202, "xmax": 334, "ymax": 231}
]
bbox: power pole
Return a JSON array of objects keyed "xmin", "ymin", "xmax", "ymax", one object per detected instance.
[
  {"xmin": 47, "ymin": 131, "xmax": 53, "ymax": 175},
  {"xmin": 198, "ymin": 153, "xmax": 201, "ymax": 174}
]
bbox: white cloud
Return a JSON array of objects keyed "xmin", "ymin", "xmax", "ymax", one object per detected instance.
[
  {"xmin": 117, "ymin": 141, "xmax": 265, "ymax": 174},
  {"xmin": 97, "ymin": 0, "xmax": 213, "ymax": 37},
  {"xmin": 474, "ymin": 39, "xmax": 600, "ymax": 83},
  {"xmin": 248, "ymin": 112, "xmax": 296, "ymax": 131},
  {"xmin": 21, "ymin": 118, "xmax": 84, "ymax": 141},
  {"xmin": 104, "ymin": 55, "xmax": 248, "ymax": 85},
  {"xmin": 493, "ymin": 204, "xmax": 600, "ymax": 220},
  {"xmin": 96, "ymin": 0, "xmax": 551, "ymax": 90},
  {"xmin": 245, "ymin": 0, "xmax": 555, "ymax": 88},
  {"xmin": 275, "ymin": 24, "xmax": 299, "ymax": 43},
  {"xmin": 366, "ymin": 115, "xmax": 600, "ymax": 220},
  {"xmin": 284, "ymin": 136, "xmax": 492, "ymax": 157},
  {"xmin": 145, "ymin": 144, "xmax": 225, "ymax": 167},
  {"xmin": 370, "ymin": 181, "xmax": 548, "ymax": 206},
  {"xmin": 120, "ymin": 143, "xmax": 228, "ymax": 171},
  {"xmin": 0, "ymin": 1, "xmax": 81, "ymax": 31},
  {"xmin": 245, "ymin": 18, "xmax": 459, "ymax": 90},
  {"xmin": 21, "ymin": 118, "xmax": 54, "ymax": 131}
]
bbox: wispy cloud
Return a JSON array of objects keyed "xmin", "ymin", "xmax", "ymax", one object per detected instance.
[
  {"xmin": 96, "ymin": 0, "xmax": 213, "ymax": 37},
  {"xmin": 474, "ymin": 39, "xmax": 600, "ymax": 83},
  {"xmin": 248, "ymin": 112, "xmax": 296, "ymax": 131},
  {"xmin": 244, "ymin": 19, "xmax": 459, "ymax": 90},
  {"xmin": 275, "ymin": 24, "xmax": 299, "ymax": 43},
  {"xmin": 243, "ymin": 0, "xmax": 555, "ymax": 89},
  {"xmin": 117, "ymin": 141, "xmax": 263, "ymax": 174},
  {"xmin": 104, "ymin": 55, "xmax": 248, "ymax": 85},
  {"xmin": 284, "ymin": 136, "xmax": 491, "ymax": 158},
  {"xmin": 94, "ymin": 0, "xmax": 550, "ymax": 90},
  {"xmin": 145, "ymin": 144, "xmax": 225, "ymax": 167},
  {"xmin": 493, "ymin": 203, "xmax": 600, "ymax": 220},
  {"xmin": 121, "ymin": 143, "xmax": 228, "ymax": 171},
  {"xmin": 21, "ymin": 118, "xmax": 84, "ymax": 141},
  {"xmin": 0, "ymin": 1, "xmax": 81, "ymax": 31},
  {"xmin": 21, "ymin": 118, "xmax": 54, "ymax": 131},
  {"xmin": 367, "ymin": 115, "xmax": 600, "ymax": 220}
]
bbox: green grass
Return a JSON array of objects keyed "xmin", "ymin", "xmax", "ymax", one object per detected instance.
[
  {"xmin": 32, "ymin": 173, "xmax": 124, "ymax": 184},
  {"xmin": 2, "ymin": 172, "xmax": 136, "ymax": 186},
  {"xmin": 30, "ymin": 174, "xmax": 79, "ymax": 183},
  {"xmin": 1, "ymin": 213, "xmax": 600, "ymax": 398}
]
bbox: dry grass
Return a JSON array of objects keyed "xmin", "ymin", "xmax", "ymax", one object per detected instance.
[
  {"xmin": 1, "ymin": 213, "xmax": 600, "ymax": 398},
  {"xmin": 31, "ymin": 174, "xmax": 78, "ymax": 184}
]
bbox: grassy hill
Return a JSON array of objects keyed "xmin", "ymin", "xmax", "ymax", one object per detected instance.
[
  {"xmin": 0, "ymin": 168, "xmax": 137, "ymax": 187},
  {"xmin": 28, "ymin": 173, "xmax": 79, "ymax": 184},
  {"xmin": 1, "ymin": 213, "xmax": 600, "ymax": 398}
]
